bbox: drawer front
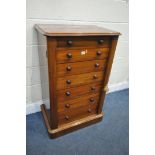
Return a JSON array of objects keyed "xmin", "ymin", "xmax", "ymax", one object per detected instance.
[
  {"xmin": 57, "ymin": 82, "xmax": 102, "ymax": 102},
  {"xmin": 58, "ymin": 93, "xmax": 100, "ymax": 112},
  {"xmin": 57, "ymin": 59, "xmax": 107, "ymax": 77},
  {"xmin": 56, "ymin": 48, "xmax": 109, "ymax": 63},
  {"xmin": 58, "ymin": 105, "xmax": 97, "ymax": 125},
  {"xmin": 57, "ymin": 71, "xmax": 104, "ymax": 90},
  {"xmin": 58, "ymin": 94, "xmax": 99, "ymax": 125},
  {"xmin": 56, "ymin": 36, "xmax": 110, "ymax": 48}
]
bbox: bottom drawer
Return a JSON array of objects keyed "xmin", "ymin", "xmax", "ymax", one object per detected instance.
[{"xmin": 58, "ymin": 104, "xmax": 98, "ymax": 125}]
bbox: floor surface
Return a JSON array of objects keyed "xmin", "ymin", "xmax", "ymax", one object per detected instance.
[{"xmin": 26, "ymin": 89, "xmax": 129, "ymax": 155}]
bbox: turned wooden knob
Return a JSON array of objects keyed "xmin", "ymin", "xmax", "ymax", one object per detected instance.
[
  {"xmin": 88, "ymin": 109, "xmax": 92, "ymax": 113},
  {"xmin": 66, "ymin": 53, "xmax": 72, "ymax": 58},
  {"xmin": 89, "ymin": 98, "xmax": 95, "ymax": 102},
  {"xmin": 65, "ymin": 115, "xmax": 69, "ymax": 120},
  {"xmin": 93, "ymin": 75, "xmax": 98, "ymax": 79},
  {"xmin": 66, "ymin": 91, "xmax": 71, "ymax": 96},
  {"xmin": 66, "ymin": 66, "xmax": 72, "ymax": 71},
  {"xmin": 96, "ymin": 51, "xmax": 102, "ymax": 56},
  {"xmin": 98, "ymin": 39, "xmax": 104, "ymax": 44},
  {"xmin": 67, "ymin": 40, "xmax": 73, "ymax": 45},
  {"xmin": 94, "ymin": 63, "xmax": 100, "ymax": 68},
  {"xmin": 91, "ymin": 87, "xmax": 96, "ymax": 91},
  {"xmin": 65, "ymin": 104, "xmax": 70, "ymax": 108},
  {"xmin": 66, "ymin": 80, "xmax": 71, "ymax": 84}
]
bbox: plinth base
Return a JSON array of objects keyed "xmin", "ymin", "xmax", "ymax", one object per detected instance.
[{"xmin": 41, "ymin": 104, "xmax": 104, "ymax": 138}]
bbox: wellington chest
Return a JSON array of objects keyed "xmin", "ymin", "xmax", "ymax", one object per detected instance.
[{"xmin": 35, "ymin": 24, "xmax": 120, "ymax": 138}]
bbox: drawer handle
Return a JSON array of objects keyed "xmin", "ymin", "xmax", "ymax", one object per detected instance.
[
  {"xmin": 66, "ymin": 53, "xmax": 72, "ymax": 58},
  {"xmin": 65, "ymin": 115, "xmax": 69, "ymax": 120},
  {"xmin": 94, "ymin": 63, "xmax": 100, "ymax": 68},
  {"xmin": 93, "ymin": 75, "xmax": 98, "ymax": 79},
  {"xmin": 66, "ymin": 91, "xmax": 71, "ymax": 96},
  {"xmin": 66, "ymin": 80, "xmax": 71, "ymax": 84},
  {"xmin": 96, "ymin": 51, "xmax": 102, "ymax": 56},
  {"xmin": 66, "ymin": 66, "xmax": 72, "ymax": 71},
  {"xmin": 89, "ymin": 98, "xmax": 95, "ymax": 102},
  {"xmin": 98, "ymin": 39, "xmax": 104, "ymax": 44},
  {"xmin": 65, "ymin": 104, "xmax": 70, "ymax": 108},
  {"xmin": 88, "ymin": 109, "xmax": 92, "ymax": 113},
  {"xmin": 67, "ymin": 40, "xmax": 73, "ymax": 45},
  {"xmin": 91, "ymin": 87, "xmax": 96, "ymax": 91}
]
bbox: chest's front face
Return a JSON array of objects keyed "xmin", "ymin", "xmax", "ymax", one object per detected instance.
[{"xmin": 47, "ymin": 36, "xmax": 118, "ymax": 126}]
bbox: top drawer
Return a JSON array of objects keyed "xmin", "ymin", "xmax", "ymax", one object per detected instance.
[
  {"xmin": 56, "ymin": 36, "xmax": 111, "ymax": 48},
  {"xmin": 56, "ymin": 47, "xmax": 109, "ymax": 63}
]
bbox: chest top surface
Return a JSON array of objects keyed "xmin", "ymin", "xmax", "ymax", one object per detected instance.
[{"xmin": 35, "ymin": 24, "xmax": 121, "ymax": 37}]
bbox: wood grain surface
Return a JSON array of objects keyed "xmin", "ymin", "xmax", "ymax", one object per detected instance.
[
  {"xmin": 57, "ymin": 59, "xmax": 107, "ymax": 77},
  {"xmin": 57, "ymin": 71, "xmax": 104, "ymax": 90},
  {"xmin": 35, "ymin": 24, "xmax": 121, "ymax": 36},
  {"xmin": 56, "ymin": 47, "xmax": 109, "ymax": 63},
  {"xmin": 57, "ymin": 82, "xmax": 102, "ymax": 102}
]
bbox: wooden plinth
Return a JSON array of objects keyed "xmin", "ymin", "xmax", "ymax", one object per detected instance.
[{"xmin": 41, "ymin": 104, "xmax": 104, "ymax": 138}]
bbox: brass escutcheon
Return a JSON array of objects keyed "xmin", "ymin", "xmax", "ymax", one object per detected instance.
[{"xmin": 103, "ymin": 85, "xmax": 109, "ymax": 93}]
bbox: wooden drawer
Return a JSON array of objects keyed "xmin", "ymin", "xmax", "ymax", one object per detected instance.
[
  {"xmin": 56, "ymin": 36, "xmax": 110, "ymax": 48},
  {"xmin": 57, "ymin": 82, "xmax": 102, "ymax": 102},
  {"xmin": 58, "ymin": 93, "xmax": 100, "ymax": 112},
  {"xmin": 56, "ymin": 47, "xmax": 109, "ymax": 63},
  {"xmin": 57, "ymin": 59, "xmax": 107, "ymax": 77},
  {"xmin": 57, "ymin": 71, "xmax": 104, "ymax": 90},
  {"xmin": 58, "ymin": 94, "xmax": 99, "ymax": 125},
  {"xmin": 58, "ymin": 105, "xmax": 97, "ymax": 125}
]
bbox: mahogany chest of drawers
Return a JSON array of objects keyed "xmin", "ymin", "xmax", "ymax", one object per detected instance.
[{"xmin": 35, "ymin": 24, "xmax": 120, "ymax": 138}]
